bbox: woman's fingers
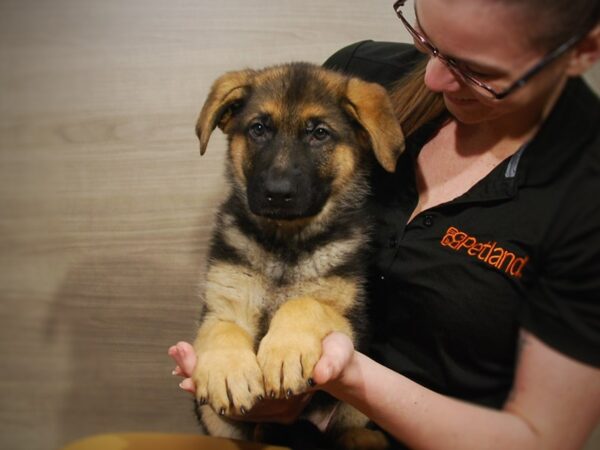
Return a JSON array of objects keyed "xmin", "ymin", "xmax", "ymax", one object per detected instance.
[
  {"xmin": 179, "ymin": 377, "xmax": 196, "ymax": 394},
  {"xmin": 168, "ymin": 341, "xmax": 198, "ymax": 394},
  {"xmin": 168, "ymin": 341, "xmax": 197, "ymax": 378}
]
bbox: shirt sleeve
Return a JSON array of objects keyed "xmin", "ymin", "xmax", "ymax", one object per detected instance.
[
  {"xmin": 520, "ymin": 142, "xmax": 600, "ymax": 367},
  {"xmin": 323, "ymin": 40, "xmax": 371, "ymax": 72},
  {"xmin": 323, "ymin": 41, "xmax": 426, "ymax": 88}
]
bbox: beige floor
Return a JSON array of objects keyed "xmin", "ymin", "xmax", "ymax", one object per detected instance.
[{"xmin": 1, "ymin": 1, "xmax": 598, "ymax": 450}]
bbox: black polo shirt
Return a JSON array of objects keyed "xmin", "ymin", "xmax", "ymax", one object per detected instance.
[{"xmin": 324, "ymin": 41, "xmax": 600, "ymax": 410}]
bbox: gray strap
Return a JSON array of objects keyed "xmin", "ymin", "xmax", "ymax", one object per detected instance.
[{"xmin": 505, "ymin": 144, "xmax": 527, "ymax": 179}]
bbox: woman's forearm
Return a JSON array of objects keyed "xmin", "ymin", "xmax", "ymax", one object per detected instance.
[{"xmin": 323, "ymin": 350, "xmax": 539, "ymax": 450}]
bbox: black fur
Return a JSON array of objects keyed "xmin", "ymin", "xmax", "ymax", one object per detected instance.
[{"xmin": 193, "ymin": 63, "xmax": 399, "ymax": 449}]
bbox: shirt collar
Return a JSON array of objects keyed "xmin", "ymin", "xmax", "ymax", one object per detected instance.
[
  {"xmin": 404, "ymin": 112, "xmax": 519, "ymax": 204},
  {"xmin": 403, "ymin": 78, "xmax": 600, "ymax": 205}
]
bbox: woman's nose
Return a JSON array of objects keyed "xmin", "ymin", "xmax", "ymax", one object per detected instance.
[{"xmin": 423, "ymin": 56, "xmax": 462, "ymax": 93}]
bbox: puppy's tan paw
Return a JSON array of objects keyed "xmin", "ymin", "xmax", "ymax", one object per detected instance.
[
  {"xmin": 193, "ymin": 349, "xmax": 265, "ymax": 416},
  {"xmin": 256, "ymin": 329, "xmax": 322, "ymax": 399}
]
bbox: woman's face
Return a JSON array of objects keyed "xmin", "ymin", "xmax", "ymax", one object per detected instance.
[{"xmin": 415, "ymin": 0, "xmax": 570, "ymax": 126}]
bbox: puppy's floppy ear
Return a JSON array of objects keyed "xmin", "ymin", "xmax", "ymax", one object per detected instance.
[
  {"xmin": 196, "ymin": 69, "xmax": 255, "ymax": 155},
  {"xmin": 343, "ymin": 78, "xmax": 405, "ymax": 172}
]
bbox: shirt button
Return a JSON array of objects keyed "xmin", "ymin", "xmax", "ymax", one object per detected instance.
[
  {"xmin": 388, "ymin": 236, "xmax": 398, "ymax": 248},
  {"xmin": 423, "ymin": 215, "xmax": 434, "ymax": 227}
]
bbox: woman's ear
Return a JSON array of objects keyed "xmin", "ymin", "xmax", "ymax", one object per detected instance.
[{"xmin": 566, "ymin": 25, "xmax": 600, "ymax": 76}]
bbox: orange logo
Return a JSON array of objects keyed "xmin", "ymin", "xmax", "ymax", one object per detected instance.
[{"xmin": 441, "ymin": 226, "xmax": 528, "ymax": 278}]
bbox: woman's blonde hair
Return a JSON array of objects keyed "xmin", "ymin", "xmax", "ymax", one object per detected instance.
[{"xmin": 389, "ymin": 59, "xmax": 445, "ymax": 137}]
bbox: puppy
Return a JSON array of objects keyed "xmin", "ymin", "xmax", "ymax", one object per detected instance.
[{"xmin": 193, "ymin": 62, "xmax": 405, "ymax": 449}]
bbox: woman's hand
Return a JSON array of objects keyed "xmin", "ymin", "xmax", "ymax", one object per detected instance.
[
  {"xmin": 167, "ymin": 341, "xmax": 312, "ymax": 424},
  {"xmin": 167, "ymin": 341, "xmax": 197, "ymax": 393},
  {"xmin": 312, "ymin": 331, "xmax": 356, "ymax": 386}
]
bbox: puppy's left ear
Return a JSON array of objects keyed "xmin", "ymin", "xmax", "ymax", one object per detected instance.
[
  {"xmin": 344, "ymin": 78, "xmax": 405, "ymax": 172},
  {"xmin": 196, "ymin": 69, "xmax": 255, "ymax": 155}
]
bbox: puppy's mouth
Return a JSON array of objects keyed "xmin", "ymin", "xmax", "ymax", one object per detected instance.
[{"xmin": 248, "ymin": 198, "xmax": 325, "ymax": 221}]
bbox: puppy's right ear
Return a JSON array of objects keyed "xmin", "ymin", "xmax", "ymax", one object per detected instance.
[
  {"xmin": 196, "ymin": 69, "xmax": 255, "ymax": 155},
  {"xmin": 343, "ymin": 78, "xmax": 405, "ymax": 173}
]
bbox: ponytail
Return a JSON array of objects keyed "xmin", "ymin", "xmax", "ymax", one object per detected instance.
[{"xmin": 389, "ymin": 59, "xmax": 446, "ymax": 137}]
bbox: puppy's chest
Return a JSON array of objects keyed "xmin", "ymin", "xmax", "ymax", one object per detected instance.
[
  {"xmin": 217, "ymin": 221, "xmax": 362, "ymax": 306},
  {"xmin": 246, "ymin": 239, "xmax": 348, "ymax": 301},
  {"xmin": 252, "ymin": 244, "xmax": 341, "ymax": 285}
]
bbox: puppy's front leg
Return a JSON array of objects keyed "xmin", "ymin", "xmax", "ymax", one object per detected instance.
[
  {"xmin": 193, "ymin": 318, "xmax": 265, "ymax": 416},
  {"xmin": 257, "ymin": 296, "xmax": 353, "ymax": 399}
]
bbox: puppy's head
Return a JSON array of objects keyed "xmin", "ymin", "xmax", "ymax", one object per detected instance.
[{"xmin": 196, "ymin": 63, "xmax": 404, "ymax": 221}]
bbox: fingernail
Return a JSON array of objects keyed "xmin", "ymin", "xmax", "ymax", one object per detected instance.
[
  {"xmin": 219, "ymin": 408, "xmax": 225, "ymax": 416},
  {"xmin": 286, "ymin": 388, "xmax": 293, "ymax": 398},
  {"xmin": 307, "ymin": 378, "xmax": 316, "ymax": 387},
  {"xmin": 240, "ymin": 406, "xmax": 247, "ymax": 415}
]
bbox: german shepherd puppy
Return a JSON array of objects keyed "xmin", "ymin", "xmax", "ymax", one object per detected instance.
[{"xmin": 193, "ymin": 62, "xmax": 405, "ymax": 449}]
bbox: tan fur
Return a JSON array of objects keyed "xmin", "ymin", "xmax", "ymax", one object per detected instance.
[
  {"xmin": 221, "ymin": 219, "xmax": 364, "ymax": 303},
  {"xmin": 254, "ymin": 100, "xmax": 284, "ymax": 120},
  {"xmin": 212, "ymin": 224, "xmax": 361, "ymax": 314},
  {"xmin": 257, "ymin": 296, "xmax": 354, "ymax": 397},
  {"xmin": 194, "ymin": 318, "xmax": 264, "ymax": 415},
  {"xmin": 298, "ymin": 103, "xmax": 331, "ymax": 121},
  {"xmin": 344, "ymin": 78, "xmax": 405, "ymax": 172},
  {"xmin": 198, "ymin": 223, "xmax": 363, "ymax": 413},
  {"xmin": 196, "ymin": 69, "xmax": 256, "ymax": 155},
  {"xmin": 191, "ymin": 63, "xmax": 415, "ymax": 447},
  {"xmin": 194, "ymin": 260, "xmax": 360, "ymax": 418},
  {"xmin": 330, "ymin": 143, "xmax": 359, "ymax": 194},
  {"xmin": 203, "ymin": 262, "xmax": 267, "ymax": 331},
  {"xmin": 229, "ymin": 134, "xmax": 249, "ymax": 185}
]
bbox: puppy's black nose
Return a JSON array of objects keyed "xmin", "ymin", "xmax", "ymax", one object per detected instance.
[{"xmin": 264, "ymin": 176, "xmax": 295, "ymax": 207}]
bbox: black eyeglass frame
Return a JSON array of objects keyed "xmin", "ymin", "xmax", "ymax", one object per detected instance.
[{"xmin": 393, "ymin": 0, "xmax": 585, "ymax": 100}]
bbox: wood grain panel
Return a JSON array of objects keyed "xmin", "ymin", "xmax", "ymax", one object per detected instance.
[
  {"xmin": 0, "ymin": 1, "xmax": 598, "ymax": 450},
  {"xmin": 0, "ymin": 2, "xmax": 403, "ymax": 449}
]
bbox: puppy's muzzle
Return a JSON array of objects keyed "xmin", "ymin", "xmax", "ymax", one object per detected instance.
[{"xmin": 248, "ymin": 166, "xmax": 326, "ymax": 220}]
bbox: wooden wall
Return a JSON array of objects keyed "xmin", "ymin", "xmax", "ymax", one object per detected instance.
[{"xmin": 0, "ymin": 1, "xmax": 598, "ymax": 450}]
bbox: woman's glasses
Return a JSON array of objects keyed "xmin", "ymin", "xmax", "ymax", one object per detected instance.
[{"xmin": 393, "ymin": 0, "xmax": 584, "ymax": 100}]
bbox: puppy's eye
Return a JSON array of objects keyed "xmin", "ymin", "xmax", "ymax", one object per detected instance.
[
  {"xmin": 249, "ymin": 123, "xmax": 267, "ymax": 139},
  {"xmin": 312, "ymin": 127, "xmax": 330, "ymax": 142}
]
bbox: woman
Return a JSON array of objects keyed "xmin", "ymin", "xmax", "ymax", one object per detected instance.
[{"xmin": 170, "ymin": 0, "xmax": 600, "ymax": 448}]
